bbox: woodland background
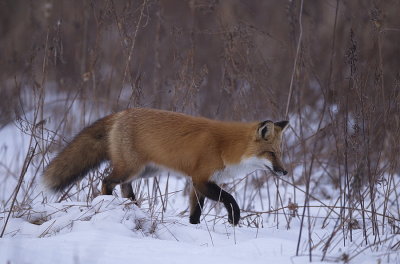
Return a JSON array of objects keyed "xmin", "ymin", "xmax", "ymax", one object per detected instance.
[
  {"xmin": 0, "ymin": 1, "xmax": 400, "ymax": 262},
  {"xmin": 1, "ymin": 0, "xmax": 399, "ymax": 188}
]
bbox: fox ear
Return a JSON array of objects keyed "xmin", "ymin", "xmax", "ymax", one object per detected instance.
[
  {"xmin": 258, "ymin": 120, "xmax": 274, "ymax": 140},
  {"xmin": 274, "ymin": 120, "xmax": 289, "ymax": 131}
]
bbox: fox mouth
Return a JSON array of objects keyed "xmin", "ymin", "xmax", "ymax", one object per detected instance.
[{"xmin": 265, "ymin": 165, "xmax": 284, "ymax": 177}]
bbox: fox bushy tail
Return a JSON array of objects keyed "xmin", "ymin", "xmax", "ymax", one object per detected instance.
[{"xmin": 43, "ymin": 116, "xmax": 113, "ymax": 192}]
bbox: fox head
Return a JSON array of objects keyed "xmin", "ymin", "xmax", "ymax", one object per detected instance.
[{"xmin": 245, "ymin": 120, "xmax": 289, "ymax": 176}]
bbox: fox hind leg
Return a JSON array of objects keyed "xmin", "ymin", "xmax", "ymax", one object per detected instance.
[
  {"xmin": 102, "ymin": 174, "xmax": 138, "ymax": 205},
  {"xmin": 102, "ymin": 167, "xmax": 132, "ymax": 196},
  {"xmin": 101, "ymin": 174, "xmax": 120, "ymax": 195},
  {"xmin": 119, "ymin": 165, "xmax": 159, "ymax": 204},
  {"xmin": 189, "ymin": 188, "xmax": 205, "ymax": 224},
  {"xmin": 121, "ymin": 182, "xmax": 138, "ymax": 205}
]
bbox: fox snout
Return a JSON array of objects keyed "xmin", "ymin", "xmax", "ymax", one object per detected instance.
[{"xmin": 273, "ymin": 165, "xmax": 288, "ymax": 176}]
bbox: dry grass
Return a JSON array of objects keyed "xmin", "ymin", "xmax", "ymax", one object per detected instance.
[{"xmin": 1, "ymin": 0, "xmax": 399, "ymax": 261}]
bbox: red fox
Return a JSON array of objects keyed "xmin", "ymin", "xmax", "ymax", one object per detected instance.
[{"xmin": 44, "ymin": 108, "xmax": 289, "ymax": 225}]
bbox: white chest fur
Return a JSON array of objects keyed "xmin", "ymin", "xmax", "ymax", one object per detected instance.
[{"xmin": 211, "ymin": 157, "xmax": 272, "ymax": 183}]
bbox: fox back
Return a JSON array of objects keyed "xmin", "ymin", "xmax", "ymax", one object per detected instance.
[{"xmin": 44, "ymin": 108, "xmax": 289, "ymax": 226}]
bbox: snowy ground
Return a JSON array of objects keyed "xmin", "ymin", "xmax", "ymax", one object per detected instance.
[
  {"xmin": 0, "ymin": 101, "xmax": 399, "ymax": 264},
  {"xmin": 1, "ymin": 179, "xmax": 398, "ymax": 264},
  {"xmin": 0, "ymin": 195, "xmax": 308, "ymax": 264}
]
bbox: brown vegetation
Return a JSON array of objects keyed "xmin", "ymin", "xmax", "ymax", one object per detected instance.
[{"xmin": 1, "ymin": 0, "xmax": 399, "ymax": 260}]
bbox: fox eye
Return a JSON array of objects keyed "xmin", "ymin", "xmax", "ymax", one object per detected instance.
[{"xmin": 267, "ymin": 151, "xmax": 276, "ymax": 158}]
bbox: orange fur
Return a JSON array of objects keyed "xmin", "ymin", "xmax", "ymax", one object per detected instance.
[
  {"xmin": 106, "ymin": 108, "xmax": 287, "ymax": 184},
  {"xmin": 44, "ymin": 108, "xmax": 289, "ymax": 225}
]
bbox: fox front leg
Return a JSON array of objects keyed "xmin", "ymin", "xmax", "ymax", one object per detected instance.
[
  {"xmin": 193, "ymin": 181, "xmax": 240, "ymax": 225},
  {"xmin": 189, "ymin": 188, "xmax": 205, "ymax": 224}
]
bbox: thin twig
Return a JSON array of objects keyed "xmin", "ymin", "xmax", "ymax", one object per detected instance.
[
  {"xmin": 1, "ymin": 143, "xmax": 38, "ymax": 238},
  {"xmin": 285, "ymin": 0, "xmax": 304, "ymax": 119}
]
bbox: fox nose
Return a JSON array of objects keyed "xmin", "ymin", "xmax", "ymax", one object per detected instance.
[{"xmin": 273, "ymin": 166, "xmax": 288, "ymax": 176}]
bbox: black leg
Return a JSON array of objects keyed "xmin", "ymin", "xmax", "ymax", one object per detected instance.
[
  {"xmin": 121, "ymin": 182, "xmax": 138, "ymax": 205},
  {"xmin": 102, "ymin": 170, "xmax": 129, "ymax": 196},
  {"xmin": 194, "ymin": 181, "xmax": 240, "ymax": 225},
  {"xmin": 102, "ymin": 177, "xmax": 117, "ymax": 195},
  {"xmin": 189, "ymin": 189, "xmax": 205, "ymax": 224}
]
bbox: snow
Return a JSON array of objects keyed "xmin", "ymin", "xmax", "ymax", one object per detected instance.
[
  {"xmin": 0, "ymin": 231, "xmax": 300, "ymax": 264},
  {"xmin": 1, "ymin": 101, "xmax": 399, "ymax": 264},
  {"xmin": 0, "ymin": 195, "xmax": 313, "ymax": 264},
  {"xmin": 1, "ymin": 172, "xmax": 398, "ymax": 264}
]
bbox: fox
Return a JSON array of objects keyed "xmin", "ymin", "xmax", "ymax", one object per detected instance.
[{"xmin": 43, "ymin": 108, "xmax": 289, "ymax": 226}]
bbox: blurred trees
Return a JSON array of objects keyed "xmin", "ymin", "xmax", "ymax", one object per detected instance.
[{"xmin": 1, "ymin": 0, "xmax": 399, "ymax": 186}]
